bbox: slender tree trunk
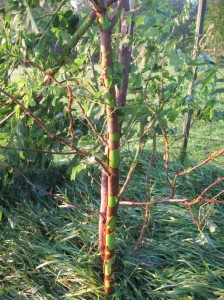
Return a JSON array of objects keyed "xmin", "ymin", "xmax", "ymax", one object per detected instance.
[
  {"xmin": 94, "ymin": 0, "xmax": 134, "ymax": 293},
  {"xmin": 180, "ymin": 0, "xmax": 207, "ymax": 162},
  {"xmin": 98, "ymin": 14, "xmax": 120, "ymax": 294}
]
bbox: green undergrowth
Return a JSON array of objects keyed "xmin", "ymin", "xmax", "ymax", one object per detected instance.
[{"xmin": 0, "ymin": 150, "xmax": 224, "ymax": 299}]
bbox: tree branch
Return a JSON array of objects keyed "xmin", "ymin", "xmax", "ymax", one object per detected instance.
[
  {"xmin": 66, "ymin": 83, "xmax": 75, "ymax": 145},
  {"xmin": 162, "ymin": 129, "xmax": 175, "ymax": 198},
  {"xmin": 185, "ymin": 177, "xmax": 224, "ymax": 206},
  {"xmin": 0, "ymin": 111, "xmax": 15, "ymax": 126},
  {"xmin": 0, "ymin": 100, "xmax": 11, "ymax": 109},
  {"xmin": 177, "ymin": 149, "xmax": 224, "ymax": 177},
  {"xmin": 17, "ymin": 169, "xmax": 102, "ymax": 216},
  {"xmin": 119, "ymin": 198, "xmax": 188, "ymax": 206},
  {"xmin": 0, "ymin": 88, "xmax": 112, "ymax": 176},
  {"xmin": 133, "ymin": 203, "xmax": 150, "ymax": 253},
  {"xmin": 119, "ymin": 125, "xmax": 145, "ymax": 198},
  {"xmin": 0, "ymin": 145, "xmax": 78, "ymax": 155}
]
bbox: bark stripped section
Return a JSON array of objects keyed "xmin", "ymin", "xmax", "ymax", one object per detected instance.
[{"xmin": 99, "ymin": 13, "xmax": 120, "ymax": 294}]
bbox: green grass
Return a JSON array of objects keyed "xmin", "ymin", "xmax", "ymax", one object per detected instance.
[{"xmin": 0, "ymin": 139, "xmax": 224, "ymax": 299}]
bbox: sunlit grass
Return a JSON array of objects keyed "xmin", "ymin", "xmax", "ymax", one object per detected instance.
[{"xmin": 0, "ymin": 133, "xmax": 223, "ymax": 299}]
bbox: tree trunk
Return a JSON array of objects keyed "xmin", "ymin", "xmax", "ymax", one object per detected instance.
[
  {"xmin": 99, "ymin": 15, "xmax": 120, "ymax": 294},
  {"xmin": 95, "ymin": 0, "xmax": 134, "ymax": 293},
  {"xmin": 180, "ymin": 0, "xmax": 207, "ymax": 162}
]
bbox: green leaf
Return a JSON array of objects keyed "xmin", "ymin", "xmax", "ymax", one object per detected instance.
[
  {"xmin": 70, "ymin": 164, "xmax": 84, "ymax": 181},
  {"xmin": 98, "ymin": 16, "xmax": 110, "ymax": 30},
  {"xmin": 78, "ymin": 136, "xmax": 97, "ymax": 150},
  {"xmin": 167, "ymin": 108, "xmax": 179, "ymax": 122},
  {"xmin": 144, "ymin": 16, "xmax": 157, "ymax": 28},
  {"xmin": 193, "ymin": 66, "xmax": 218, "ymax": 90},
  {"xmin": 135, "ymin": 14, "xmax": 146, "ymax": 28},
  {"xmin": 26, "ymin": 6, "xmax": 39, "ymax": 34},
  {"xmin": 0, "ymin": 206, "xmax": 10, "ymax": 221}
]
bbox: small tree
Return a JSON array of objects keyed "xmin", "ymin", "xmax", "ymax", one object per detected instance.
[{"xmin": 0, "ymin": 0, "xmax": 223, "ymax": 295}]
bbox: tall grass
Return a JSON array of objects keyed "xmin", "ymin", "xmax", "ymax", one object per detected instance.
[{"xmin": 1, "ymin": 140, "xmax": 223, "ymax": 299}]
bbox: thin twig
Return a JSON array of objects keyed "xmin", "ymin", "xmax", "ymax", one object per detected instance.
[
  {"xmin": 0, "ymin": 145, "xmax": 78, "ymax": 155},
  {"xmin": 162, "ymin": 129, "xmax": 173, "ymax": 196},
  {"xmin": 133, "ymin": 204, "xmax": 150, "ymax": 253},
  {"xmin": 185, "ymin": 177, "xmax": 224, "ymax": 206},
  {"xmin": 0, "ymin": 87, "xmax": 112, "ymax": 176},
  {"xmin": 0, "ymin": 111, "xmax": 15, "ymax": 126},
  {"xmin": 24, "ymin": 59, "xmax": 61, "ymax": 85},
  {"xmin": 24, "ymin": 60, "xmax": 107, "ymax": 146},
  {"xmin": 118, "ymin": 162, "xmax": 137, "ymax": 198},
  {"xmin": 188, "ymin": 205, "xmax": 200, "ymax": 229},
  {"xmin": 66, "ymin": 83, "xmax": 75, "ymax": 144},
  {"xmin": 133, "ymin": 133, "xmax": 157, "ymax": 251},
  {"xmin": 0, "ymin": 100, "xmax": 11, "ymax": 109},
  {"xmin": 0, "ymin": 88, "xmax": 70, "ymax": 143},
  {"xmin": 18, "ymin": 169, "xmax": 103, "ymax": 216},
  {"xmin": 119, "ymin": 198, "xmax": 188, "ymax": 207},
  {"xmin": 201, "ymin": 197, "xmax": 224, "ymax": 204},
  {"xmin": 177, "ymin": 149, "xmax": 224, "ymax": 177},
  {"xmin": 119, "ymin": 124, "xmax": 151, "ymax": 198},
  {"xmin": 75, "ymin": 99, "xmax": 108, "ymax": 147},
  {"xmin": 45, "ymin": 0, "xmax": 67, "ymax": 31}
]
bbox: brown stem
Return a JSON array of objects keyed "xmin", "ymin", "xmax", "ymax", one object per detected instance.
[
  {"xmin": 188, "ymin": 205, "xmax": 200, "ymax": 229},
  {"xmin": 24, "ymin": 59, "xmax": 61, "ymax": 85},
  {"xmin": 133, "ymin": 204, "xmax": 150, "ymax": 253},
  {"xmin": 0, "ymin": 100, "xmax": 11, "ymax": 109},
  {"xmin": 0, "ymin": 111, "xmax": 15, "ymax": 126},
  {"xmin": 119, "ymin": 196, "xmax": 224, "ymax": 207},
  {"xmin": 118, "ymin": 162, "xmax": 137, "ymax": 198},
  {"xmin": 162, "ymin": 129, "xmax": 174, "ymax": 197},
  {"xmin": 201, "ymin": 197, "xmax": 224, "ymax": 204},
  {"xmin": 119, "ymin": 198, "xmax": 188, "ymax": 206},
  {"xmin": 88, "ymin": 0, "xmax": 107, "ymax": 12},
  {"xmin": 133, "ymin": 132, "xmax": 156, "ymax": 251},
  {"xmin": 185, "ymin": 177, "xmax": 224, "ymax": 206},
  {"xmin": 66, "ymin": 83, "xmax": 75, "ymax": 144},
  {"xmin": 177, "ymin": 149, "xmax": 224, "ymax": 177},
  {"xmin": 18, "ymin": 169, "xmax": 102, "ymax": 215},
  {"xmin": 98, "ymin": 10, "xmax": 120, "ymax": 294}
]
